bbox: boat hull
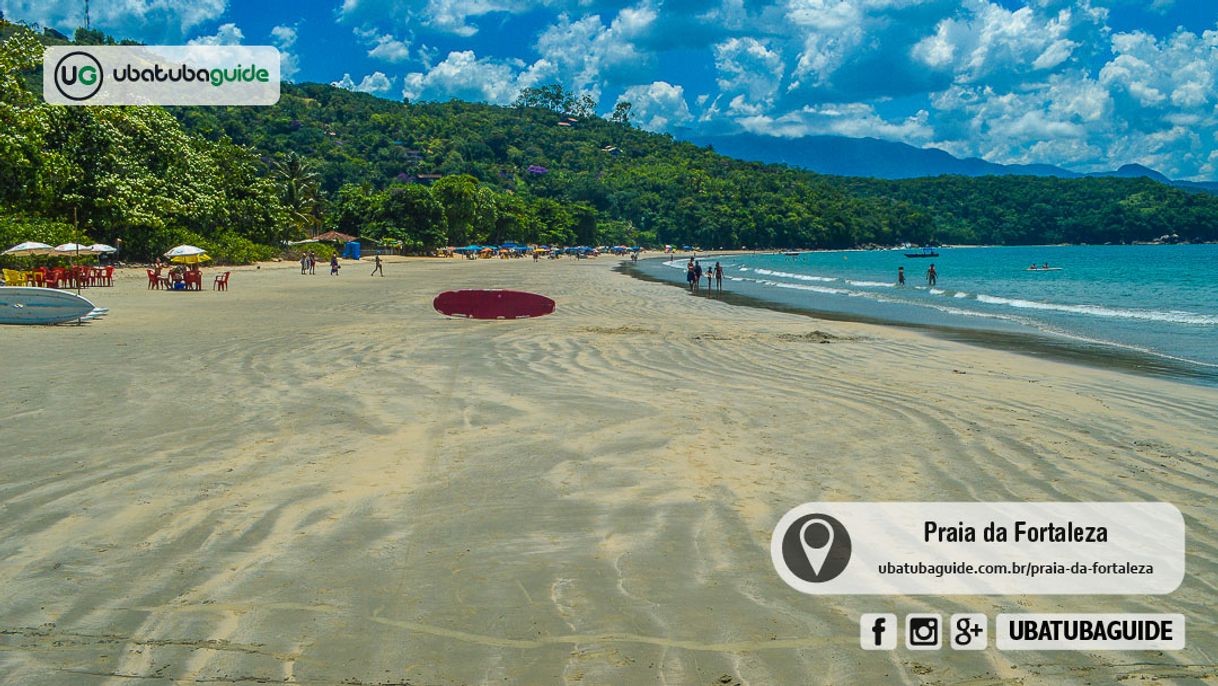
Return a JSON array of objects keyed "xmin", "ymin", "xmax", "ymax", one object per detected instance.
[{"xmin": 0, "ymin": 287, "xmax": 98, "ymax": 325}]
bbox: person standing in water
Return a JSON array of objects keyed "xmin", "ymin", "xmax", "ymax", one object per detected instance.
[
  {"xmin": 898, "ymin": 266, "xmax": 905, "ymax": 285},
  {"xmin": 926, "ymin": 263, "xmax": 937, "ymax": 286},
  {"xmin": 371, "ymin": 253, "xmax": 384, "ymax": 277},
  {"xmin": 714, "ymin": 262, "xmax": 723, "ymax": 290}
]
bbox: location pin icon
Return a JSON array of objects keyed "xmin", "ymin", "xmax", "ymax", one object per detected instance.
[{"xmin": 799, "ymin": 518, "xmax": 834, "ymax": 578}]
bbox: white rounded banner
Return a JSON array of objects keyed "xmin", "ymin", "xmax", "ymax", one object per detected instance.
[
  {"xmin": 771, "ymin": 502, "xmax": 1184, "ymax": 595},
  {"xmin": 44, "ymin": 46, "xmax": 280, "ymax": 106}
]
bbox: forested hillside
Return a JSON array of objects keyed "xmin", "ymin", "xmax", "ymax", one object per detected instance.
[
  {"xmin": 3, "ymin": 20, "xmax": 1217, "ymax": 263},
  {"xmin": 843, "ymin": 175, "xmax": 1218, "ymax": 245}
]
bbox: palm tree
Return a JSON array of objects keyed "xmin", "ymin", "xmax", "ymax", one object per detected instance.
[{"xmin": 270, "ymin": 152, "xmax": 322, "ymax": 238}]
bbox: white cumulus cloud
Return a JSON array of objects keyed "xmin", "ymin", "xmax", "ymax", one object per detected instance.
[
  {"xmin": 401, "ymin": 50, "xmax": 556, "ymax": 104},
  {"xmin": 187, "ymin": 22, "xmax": 244, "ymax": 46},
  {"xmin": 3, "ymin": 0, "xmax": 227, "ymax": 38},
  {"xmin": 354, "ymin": 27, "xmax": 412, "ymax": 63},
  {"xmin": 534, "ymin": 7, "xmax": 657, "ymax": 99},
  {"xmin": 270, "ymin": 24, "xmax": 301, "ymax": 80},
  {"xmin": 620, "ymin": 81, "xmax": 693, "ymax": 131},
  {"xmin": 332, "ymin": 71, "xmax": 397, "ymax": 94},
  {"xmin": 714, "ymin": 37, "xmax": 784, "ymax": 112},
  {"xmin": 738, "ymin": 102, "xmax": 934, "ymax": 144}
]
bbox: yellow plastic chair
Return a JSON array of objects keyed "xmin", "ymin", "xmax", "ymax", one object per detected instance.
[{"xmin": 3, "ymin": 269, "xmax": 25, "ymax": 286}]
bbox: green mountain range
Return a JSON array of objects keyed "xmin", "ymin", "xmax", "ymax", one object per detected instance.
[{"xmin": 4, "ymin": 21, "xmax": 1217, "ymax": 262}]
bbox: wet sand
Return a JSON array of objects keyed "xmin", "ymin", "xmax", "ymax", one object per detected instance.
[{"xmin": 1, "ymin": 257, "xmax": 1215, "ymax": 684}]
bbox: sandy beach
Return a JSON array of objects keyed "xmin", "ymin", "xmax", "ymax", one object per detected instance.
[{"xmin": 1, "ymin": 256, "xmax": 1215, "ymax": 685}]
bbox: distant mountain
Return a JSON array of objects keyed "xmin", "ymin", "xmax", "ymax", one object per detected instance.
[
  {"xmin": 684, "ymin": 133, "xmax": 1217, "ymax": 194},
  {"xmin": 686, "ymin": 133, "xmax": 1079, "ymax": 179},
  {"xmin": 1089, "ymin": 163, "xmax": 1171, "ymax": 183}
]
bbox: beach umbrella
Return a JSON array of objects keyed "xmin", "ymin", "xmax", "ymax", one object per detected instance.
[
  {"xmin": 54, "ymin": 242, "xmax": 100, "ymax": 255},
  {"xmin": 3, "ymin": 241, "xmax": 54, "ymax": 256},
  {"xmin": 164, "ymin": 244, "xmax": 211, "ymax": 264},
  {"xmin": 170, "ymin": 253, "xmax": 212, "ymax": 264},
  {"xmin": 88, "ymin": 243, "xmax": 118, "ymax": 254}
]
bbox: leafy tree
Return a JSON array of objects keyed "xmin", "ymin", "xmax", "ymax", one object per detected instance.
[
  {"xmin": 513, "ymin": 84, "xmax": 573, "ymax": 113},
  {"xmin": 432, "ymin": 174, "xmax": 497, "ymax": 245},
  {"xmin": 378, "ymin": 184, "xmax": 447, "ymax": 251},
  {"xmin": 329, "ymin": 183, "xmax": 381, "ymax": 236},
  {"xmin": 270, "ymin": 151, "xmax": 322, "ymax": 238},
  {"xmin": 609, "ymin": 101, "xmax": 633, "ymax": 127}
]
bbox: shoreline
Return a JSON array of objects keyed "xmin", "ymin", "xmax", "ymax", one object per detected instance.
[{"xmin": 623, "ymin": 257, "xmax": 1218, "ymax": 387}]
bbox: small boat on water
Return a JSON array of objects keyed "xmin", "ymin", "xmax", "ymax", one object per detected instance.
[
  {"xmin": 1026, "ymin": 267, "xmax": 1063, "ymax": 272},
  {"xmin": 905, "ymin": 247, "xmax": 939, "ymax": 258}
]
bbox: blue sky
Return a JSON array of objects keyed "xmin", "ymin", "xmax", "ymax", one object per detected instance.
[{"xmin": 8, "ymin": 1, "xmax": 1218, "ymax": 179}]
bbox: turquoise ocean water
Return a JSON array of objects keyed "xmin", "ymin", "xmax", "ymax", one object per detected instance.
[{"xmin": 646, "ymin": 245, "xmax": 1218, "ymax": 383}]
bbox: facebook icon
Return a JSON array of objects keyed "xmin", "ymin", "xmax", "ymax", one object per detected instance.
[{"xmin": 860, "ymin": 613, "xmax": 897, "ymax": 650}]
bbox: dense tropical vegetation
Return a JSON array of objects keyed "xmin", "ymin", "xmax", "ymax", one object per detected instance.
[{"xmin": 3, "ymin": 20, "xmax": 1217, "ymax": 263}]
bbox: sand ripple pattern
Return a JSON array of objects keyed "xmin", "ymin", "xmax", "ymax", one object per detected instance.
[{"xmin": 0, "ymin": 258, "xmax": 1215, "ymax": 684}]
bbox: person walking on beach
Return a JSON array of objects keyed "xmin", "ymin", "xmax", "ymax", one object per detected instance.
[
  {"xmin": 300, "ymin": 254, "xmax": 308, "ymax": 274},
  {"xmin": 330, "ymin": 255, "xmax": 341, "ymax": 276},
  {"xmin": 705, "ymin": 265, "xmax": 713, "ymax": 291},
  {"xmin": 694, "ymin": 261, "xmax": 704, "ymax": 292},
  {"xmin": 714, "ymin": 262, "xmax": 723, "ymax": 291},
  {"xmin": 926, "ymin": 263, "xmax": 937, "ymax": 286},
  {"xmin": 898, "ymin": 266, "xmax": 905, "ymax": 285},
  {"xmin": 371, "ymin": 254, "xmax": 384, "ymax": 277},
  {"xmin": 308, "ymin": 251, "xmax": 317, "ymax": 275},
  {"xmin": 686, "ymin": 258, "xmax": 697, "ymax": 291}
]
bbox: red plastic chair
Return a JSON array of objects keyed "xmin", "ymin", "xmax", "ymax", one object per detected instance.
[
  {"xmin": 100, "ymin": 266, "xmax": 114, "ymax": 286},
  {"xmin": 185, "ymin": 270, "xmax": 203, "ymax": 291},
  {"xmin": 213, "ymin": 271, "xmax": 231, "ymax": 291},
  {"xmin": 147, "ymin": 269, "xmax": 161, "ymax": 289}
]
